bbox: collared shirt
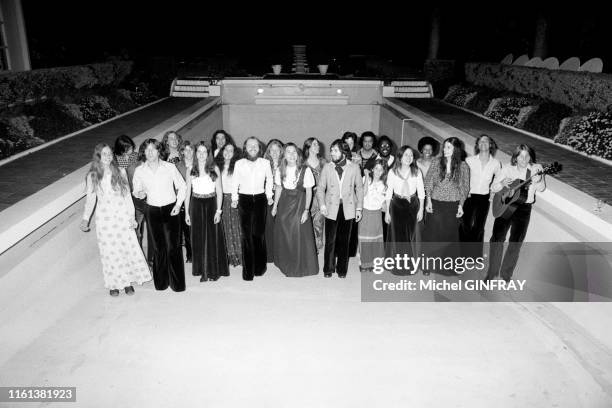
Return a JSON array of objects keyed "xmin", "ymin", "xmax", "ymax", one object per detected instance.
[
  {"xmin": 231, "ymin": 158, "xmax": 273, "ymax": 202},
  {"xmin": 385, "ymin": 168, "xmax": 425, "ymax": 203},
  {"xmin": 275, "ymin": 166, "xmax": 315, "ymax": 189},
  {"xmin": 491, "ymin": 163, "xmax": 546, "ymax": 204},
  {"xmin": 466, "ymin": 155, "xmax": 501, "ymax": 195},
  {"xmin": 132, "ymin": 161, "xmax": 186, "ymax": 206}
]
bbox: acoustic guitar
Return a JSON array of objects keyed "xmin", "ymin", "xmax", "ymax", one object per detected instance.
[{"xmin": 491, "ymin": 162, "xmax": 562, "ymax": 220}]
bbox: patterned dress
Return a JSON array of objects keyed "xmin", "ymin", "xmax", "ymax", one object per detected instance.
[
  {"xmin": 83, "ymin": 170, "xmax": 152, "ymax": 290},
  {"xmin": 307, "ymin": 159, "xmax": 326, "ymax": 252}
]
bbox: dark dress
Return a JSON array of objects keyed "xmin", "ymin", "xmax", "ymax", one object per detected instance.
[
  {"xmin": 273, "ymin": 168, "xmax": 319, "ymax": 277},
  {"xmin": 265, "ymin": 163, "xmax": 279, "ymax": 263}
]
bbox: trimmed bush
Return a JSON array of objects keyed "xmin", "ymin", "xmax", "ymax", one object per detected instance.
[
  {"xmin": 26, "ymin": 99, "xmax": 87, "ymax": 141},
  {"xmin": 465, "ymin": 62, "xmax": 612, "ymax": 112},
  {"xmin": 78, "ymin": 95, "xmax": 118, "ymax": 124},
  {"xmin": 0, "ymin": 115, "xmax": 43, "ymax": 159},
  {"xmin": 104, "ymin": 89, "xmax": 138, "ymax": 113},
  {"xmin": 566, "ymin": 112, "xmax": 612, "ymax": 160},
  {"xmin": 464, "ymin": 87, "xmax": 503, "ymax": 113},
  {"xmin": 519, "ymin": 102, "xmax": 573, "ymax": 139},
  {"xmin": 484, "ymin": 96, "xmax": 538, "ymax": 126}
]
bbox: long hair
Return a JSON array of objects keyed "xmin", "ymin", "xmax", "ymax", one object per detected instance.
[
  {"xmin": 303, "ymin": 137, "xmax": 323, "ymax": 159},
  {"xmin": 264, "ymin": 139, "xmax": 284, "ymax": 169},
  {"xmin": 511, "ymin": 144, "xmax": 536, "ymax": 165},
  {"xmin": 210, "ymin": 129, "xmax": 234, "ymax": 157},
  {"xmin": 190, "ymin": 142, "xmax": 217, "ymax": 181},
  {"xmin": 86, "ymin": 143, "xmax": 129, "ymax": 196},
  {"xmin": 217, "ymin": 140, "xmax": 241, "ymax": 176},
  {"xmin": 474, "ymin": 134, "xmax": 498, "ymax": 156},
  {"xmin": 279, "ymin": 143, "xmax": 304, "ymax": 184},
  {"xmin": 342, "ymin": 131, "xmax": 359, "ymax": 152},
  {"xmin": 113, "ymin": 134, "xmax": 135, "ymax": 157},
  {"xmin": 242, "ymin": 136, "xmax": 264, "ymax": 159},
  {"xmin": 367, "ymin": 158, "xmax": 389, "ymax": 188},
  {"xmin": 393, "ymin": 145, "xmax": 419, "ymax": 178},
  {"xmin": 161, "ymin": 131, "xmax": 183, "ymax": 161},
  {"xmin": 330, "ymin": 139, "xmax": 350, "ymax": 160},
  {"xmin": 179, "ymin": 140, "xmax": 194, "ymax": 164},
  {"xmin": 438, "ymin": 137, "xmax": 464, "ymax": 182},
  {"xmin": 136, "ymin": 139, "xmax": 148, "ymax": 163}
]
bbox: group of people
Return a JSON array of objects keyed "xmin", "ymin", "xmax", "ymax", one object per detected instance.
[{"xmin": 81, "ymin": 129, "xmax": 546, "ymax": 296}]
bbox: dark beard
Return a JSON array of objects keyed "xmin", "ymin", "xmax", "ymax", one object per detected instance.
[
  {"xmin": 332, "ymin": 156, "xmax": 346, "ymax": 165},
  {"xmin": 246, "ymin": 153, "xmax": 258, "ymax": 162}
]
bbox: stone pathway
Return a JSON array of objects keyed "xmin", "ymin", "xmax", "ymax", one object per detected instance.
[
  {"xmin": 0, "ymin": 97, "xmax": 206, "ymax": 212},
  {"xmin": 392, "ymin": 98, "xmax": 612, "ymax": 204}
]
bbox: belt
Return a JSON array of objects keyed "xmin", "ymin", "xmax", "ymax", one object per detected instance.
[
  {"xmin": 393, "ymin": 193, "xmax": 415, "ymax": 201},
  {"xmin": 193, "ymin": 192, "xmax": 216, "ymax": 199}
]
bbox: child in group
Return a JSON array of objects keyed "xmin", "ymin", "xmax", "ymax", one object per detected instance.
[{"xmin": 358, "ymin": 159, "xmax": 388, "ymax": 272}]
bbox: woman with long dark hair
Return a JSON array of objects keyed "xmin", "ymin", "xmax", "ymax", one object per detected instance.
[
  {"xmin": 423, "ymin": 137, "xmax": 469, "ymax": 273},
  {"xmin": 303, "ymin": 137, "xmax": 326, "ymax": 253},
  {"xmin": 175, "ymin": 141, "xmax": 195, "ymax": 264},
  {"xmin": 384, "ymin": 147, "xmax": 425, "ymax": 274},
  {"xmin": 218, "ymin": 141, "xmax": 243, "ymax": 267},
  {"xmin": 211, "ymin": 129, "xmax": 235, "ymax": 160},
  {"xmin": 185, "ymin": 142, "xmax": 229, "ymax": 281},
  {"xmin": 132, "ymin": 139, "xmax": 187, "ymax": 291},
  {"xmin": 263, "ymin": 139, "xmax": 284, "ymax": 263},
  {"xmin": 271, "ymin": 143, "xmax": 318, "ymax": 277},
  {"xmin": 81, "ymin": 143, "xmax": 151, "ymax": 296},
  {"xmin": 358, "ymin": 159, "xmax": 388, "ymax": 272}
]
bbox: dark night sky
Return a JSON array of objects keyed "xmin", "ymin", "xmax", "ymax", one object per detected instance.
[{"xmin": 21, "ymin": 1, "xmax": 610, "ymax": 71}]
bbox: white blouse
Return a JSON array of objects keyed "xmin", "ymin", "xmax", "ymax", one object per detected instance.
[
  {"xmin": 191, "ymin": 173, "xmax": 216, "ymax": 195},
  {"xmin": 466, "ymin": 155, "xmax": 501, "ymax": 195},
  {"xmin": 132, "ymin": 161, "xmax": 186, "ymax": 206},
  {"xmin": 221, "ymin": 168, "xmax": 236, "ymax": 194},
  {"xmin": 274, "ymin": 166, "xmax": 315, "ymax": 189},
  {"xmin": 385, "ymin": 167, "xmax": 425, "ymax": 202},
  {"xmin": 363, "ymin": 179, "xmax": 387, "ymax": 211}
]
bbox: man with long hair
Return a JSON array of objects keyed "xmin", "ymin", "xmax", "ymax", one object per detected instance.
[{"xmin": 317, "ymin": 139, "xmax": 364, "ymax": 278}]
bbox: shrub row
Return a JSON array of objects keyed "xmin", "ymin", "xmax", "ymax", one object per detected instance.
[
  {"xmin": 443, "ymin": 83, "xmax": 611, "ymax": 161},
  {"xmin": 0, "ymin": 61, "xmax": 133, "ymax": 107}
]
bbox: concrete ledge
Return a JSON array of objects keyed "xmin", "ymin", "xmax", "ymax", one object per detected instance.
[
  {"xmin": 0, "ymin": 97, "xmax": 221, "ymax": 255},
  {"xmin": 384, "ymin": 98, "xmax": 612, "ymax": 242}
]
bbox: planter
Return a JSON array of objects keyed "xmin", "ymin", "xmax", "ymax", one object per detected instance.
[
  {"xmin": 272, "ymin": 65, "xmax": 282, "ymax": 75},
  {"xmin": 317, "ymin": 64, "xmax": 329, "ymax": 75}
]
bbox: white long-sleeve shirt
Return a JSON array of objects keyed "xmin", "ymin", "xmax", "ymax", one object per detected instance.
[
  {"xmin": 491, "ymin": 163, "xmax": 546, "ymax": 204},
  {"xmin": 132, "ymin": 161, "xmax": 186, "ymax": 206},
  {"xmin": 466, "ymin": 155, "xmax": 501, "ymax": 195},
  {"xmin": 385, "ymin": 168, "xmax": 425, "ymax": 203},
  {"xmin": 230, "ymin": 158, "xmax": 274, "ymax": 202}
]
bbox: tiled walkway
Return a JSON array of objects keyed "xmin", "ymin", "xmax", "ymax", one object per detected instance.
[
  {"xmin": 0, "ymin": 97, "xmax": 206, "ymax": 212},
  {"xmin": 392, "ymin": 98, "xmax": 612, "ymax": 204}
]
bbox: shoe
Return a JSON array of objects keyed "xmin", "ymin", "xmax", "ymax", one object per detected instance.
[
  {"xmin": 209, "ymin": 276, "xmax": 219, "ymax": 281},
  {"xmin": 124, "ymin": 286, "xmax": 134, "ymax": 295},
  {"xmin": 324, "ymin": 273, "xmax": 332, "ymax": 278},
  {"xmin": 338, "ymin": 274, "xmax": 346, "ymax": 279},
  {"xmin": 502, "ymin": 276, "xmax": 512, "ymax": 283},
  {"xmin": 186, "ymin": 257, "xmax": 192, "ymax": 264},
  {"xmin": 200, "ymin": 277, "xmax": 208, "ymax": 282},
  {"xmin": 109, "ymin": 289, "xmax": 120, "ymax": 297},
  {"xmin": 482, "ymin": 275, "xmax": 494, "ymax": 283},
  {"xmin": 423, "ymin": 270, "xmax": 430, "ymax": 276},
  {"xmin": 359, "ymin": 266, "xmax": 368, "ymax": 273}
]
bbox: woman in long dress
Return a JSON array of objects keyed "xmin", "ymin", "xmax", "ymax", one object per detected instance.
[
  {"xmin": 185, "ymin": 142, "xmax": 229, "ymax": 281},
  {"xmin": 80, "ymin": 143, "xmax": 151, "ymax": 296},
  {"xmin": 272, "ymin": 143, "xmax": 319, "ymax": 277},
  {"xmin": 358, "ymin": 159, "xmax": 387, "ymax": 272},
  {"xmin": 264, "ymin": 139, "xmax": 284, "ymax": 263},
  {"xmin": 303, "ymin": 137, "xmax": 326, "ymax": 253},
  {"xmin": 218, "ymin": 141, "xmax": 243, "ymax": 267}
]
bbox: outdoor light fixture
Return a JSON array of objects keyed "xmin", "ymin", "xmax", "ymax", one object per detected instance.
[
  {"xmin": 257, "ymin": 88, "xmax": 264, "ymax": 94},
  {"xmin": 337, "ymin": 89, "xmax": 343, "ymax": 94}
]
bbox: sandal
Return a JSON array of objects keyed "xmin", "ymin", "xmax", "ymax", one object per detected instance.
[{"xmin": 109, "ymin": 289, "xmax": 120, "ymax": 297}]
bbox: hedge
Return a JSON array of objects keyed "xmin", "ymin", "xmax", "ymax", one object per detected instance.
[
  {"xmin": 465, "ymin": 62, "xmax": 612, "ymax": 112},
  {"xmin": 0, "ymin": 60, "xmax": 133, "ymax": 107}
]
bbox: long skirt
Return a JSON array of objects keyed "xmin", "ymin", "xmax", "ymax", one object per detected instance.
[
  {"xmin": 358, "ymin": 208, "xmax": 384, "ymax": 269},
  {"xmin": 423, "ymin": 199, "xmax": 461, "ymax": 275},
  {"xmin": 385, "ymin": 195, "xmax": 419, "ymax": 275},
  {"xmin": 222, "ymin": 193, "xmax": 243, "ymax": 267},
  {"xmin": 190, "ymin": 195, "xmax": 229, "ymax": 281},
  {"xmin": 265, "ymin": 202, "xmax": 275, "ymax": 263},
  {"xmin": 273, "ymin": 188, "xmax": 319, "ymax": 277},
  {"xmin": 310, "ymin": 192, "xmax": 325, "ymax": 252}
]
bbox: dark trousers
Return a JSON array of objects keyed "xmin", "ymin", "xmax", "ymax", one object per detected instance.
[
  {"xmin": 239, "ymin": 193, "xmax": 268, "ymax": 280},
  {"xmin": 324, "ymin": 204, "xmax": 353, "ymax": 276},
  {"xmin": 487, "ymin": 203, "xmax": 532, "ymax": 280},
  {"xmin": 144, "ymin": 203, "xmax": 185, "ymax": 292},
  {"xmin": 459, "ymin": 193, "xmax": 490, "ymax": 257},
  {"xmin": 179, "ymin": 204, "xmax": 192, "ymax": 262},
  {"xmin": 381, "ymin": 211, "xmax": 388, "ymax": 242}
]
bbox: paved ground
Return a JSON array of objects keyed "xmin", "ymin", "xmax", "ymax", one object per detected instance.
[
  {"xmin": 391, "ymin": 98, "xmax": 612, "ymax": 205},
  {"xmin": 0, "ymin": 98, "xmax": 205, "ymax": 212}
]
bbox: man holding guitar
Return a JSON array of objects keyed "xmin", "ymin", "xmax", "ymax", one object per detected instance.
[{"xmin": 485, "ymin": 144, "xmax": 547, "ymax": 282}]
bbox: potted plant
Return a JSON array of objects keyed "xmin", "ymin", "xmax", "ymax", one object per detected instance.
[{"xmin": 272, "ymin": 65, "xmax": 282, "ymax": 75}]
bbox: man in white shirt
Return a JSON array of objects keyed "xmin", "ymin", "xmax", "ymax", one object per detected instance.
[
  {"xmin": 317, "ymin": 139, "xmax": 364, "ymax": 278},
  {"xmin": 485, "ymin": 144, "xmax": 546, "ymax": 282},
  {"xmin": 231, "ymin": 137, "xmax": 274, "ymax": 280},
  {"xmin": 133, "ymin": 139, "xmax": 187, "ymax": 292}
]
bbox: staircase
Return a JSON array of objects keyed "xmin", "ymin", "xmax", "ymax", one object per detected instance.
[
  {"xmin": 383, "ymin": 80, "xmax": 434, "ymax": 98},
  {"xmin": 292, "ymin": 45, "xmax": 309, "ymax": 74},
  {"xmin": 170, "ymin": 78, "xmax": 211, "ymax": 97}
]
